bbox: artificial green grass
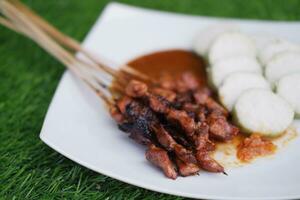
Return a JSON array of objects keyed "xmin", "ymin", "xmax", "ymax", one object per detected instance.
[{"xmin": 0, "ymin": 0, "xmax": 300, "ymax": 199}]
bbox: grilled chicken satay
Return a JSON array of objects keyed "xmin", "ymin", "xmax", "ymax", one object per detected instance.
[
  {"xmin": 145, "ymin": 144, "xmax": 177, "ymax": 179},
  {"xmin": 111, "ymin": 98, "xmax": 177, "ymax": 178},
  {"xmin": 111, "ymin": 96, "xmax": 200, "ymax": 178},
  {"xmin": 124, "ymin": 79, "xmax": 228, "ymax": 173},
  {"xmin": 193, "ymin": 122, "xmax": 224, "ymax": 173},
  {"xmin": 152, "ymin": 124, "xmax": 200, "ymax": 176},
  {"xmin": 193, "ymin": 88, "xmax": 239, "ymax": 141},
  {"xmin": 126, "ymin": 75, "xmax": 238, "ymax": 141}
]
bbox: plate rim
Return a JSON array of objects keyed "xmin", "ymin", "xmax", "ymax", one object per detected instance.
[{"xmin": 40, "ymin": 2, "xmax": 300, "ymax": 200}]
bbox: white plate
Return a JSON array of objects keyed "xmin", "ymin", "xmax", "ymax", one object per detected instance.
[{"xmin": 40, "ymin": 3, "xmax": 300, "ymax": 200}]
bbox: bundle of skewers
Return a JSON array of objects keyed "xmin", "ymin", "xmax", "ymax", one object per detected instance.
[{"xmin": 0, "ymin": 0, "xmax": 240, "ymax": 179}]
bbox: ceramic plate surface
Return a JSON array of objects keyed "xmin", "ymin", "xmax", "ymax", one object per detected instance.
[{"xmin": 40, "ymin": 3, "xmax": 300, "ymax": 199}]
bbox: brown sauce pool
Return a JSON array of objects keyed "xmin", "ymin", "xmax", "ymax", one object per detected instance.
[
  {"xmin": 128, "ymin": 49, "xmax": 207, "ymax": 87},
  {"xmin": 123, "ymin": 49, "xmax": 294, "ymax": 166}
]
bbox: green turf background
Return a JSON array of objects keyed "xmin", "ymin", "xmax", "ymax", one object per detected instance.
[{"xmin": 1, "ymin": 0, "xmax": 300, "ymax": 199}]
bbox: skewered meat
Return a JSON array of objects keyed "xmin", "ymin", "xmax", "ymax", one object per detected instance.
[
  {"xmin": 176, "ymin": 72, "xmax": 200, "ymax": 93},
  {"xmin": 152, "ymin": 124, "xmax": 177, "ymax": 151},
  {"xmin": 182, "ymin": 103, "xmax": 199, "ymax": 113},
  {"xmin": 193, "ymin": 89, "xmax": 228, "ymax": 116},
  {"xmin": 181, "ymin": 71, "xmax": 199, "ymax": 90},
  {"xmin": 119, "ymin": 122, "xmax": 152, "ymax": 145},
  {"xmin": 175, "ymin": 91, "xmax": 194, "ymax": 107},
  {"xmin": 164, "ymin": 126, "xmax": 191, "ymax": 148},
  {"xmin": 152, "ymin": 87, "xmax": 176, "ymax": 102},
  {"xmin": 118, "ymin": 100, "xmax": 157, "ymax": 145},
  {"xmin": 109, "ymin": 106, "xmax": 125, "ymax": 124},
  {"xmin": 125, "ymin": 79, "xmax": 148, "ymax": 97},
  {"xmin": 145, "ymin": 144, "xmax": 178, "ymax": 179},
  {"xmin": 118, "ymin": 97, "xmax": 200, "ymax": 176},
  {"xmin": 116, "ymin": 96, "xmax": 133, "ymax": 114},
  {"xmin": 167, "ymin": 109, "xmax": 196, "ymax": 137},
  {"xmin": 197, "ymin": 106, "xmax": 208, "ymax": 122},
  {"xmin": 148, "ymin": 94, "xmax": 170, "ymax": 113},
  {"xmin": 207, "ymin": 111, "xmax": 239, "ymax": 141},
  {"xmin": 110, "ymin": 70, "xmax": 240, "ymax": 179},
  {"xmin": 193, "ymin": 88, "xmax": 209, "ymax": 104},
  {"xmin": 158, "ymin": 72, "xmax": 175, "ymax": 90},
  {"xmin": 152, "ymin": 125, "xmax": 200, "ymax": 175},
  {"xmin": 173, "ymin": 144, "xmax": 198, "ymax": 165},
  {"xmin": 193, "ymin": 122, "xmax": 215, "ymax": 151},
  {"xmin": 152, "ymin": 122, "xmax": 200, "ymax": 174},
  {"xmin": 205, "ymin": 97, "xmax": 228, "ymax": 117},
  {"xmin": 175, "ymin": 158, "xmax": 200, "ymax": 177},
  {"xmin": 182, "ymin": 103, "xmax": 207, "ymax": 122},
  {"xmin": 193, "ymin": 122, "xmax": 224, "ymax": 173},
  {"xmin": 196, "ymin": 151, "xmax": 225, "ymax": 173}
]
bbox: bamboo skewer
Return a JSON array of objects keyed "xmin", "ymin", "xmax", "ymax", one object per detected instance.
[
  {"xmin": 0, "ymin": 0, "xmax": 155, "ymax": 104},
  {"xmin": 0, "ymin": 16, "xmax": 20, "ymax": 33},
  {"xmin": 0, "ymin": 0, "xmax": 113, "ymax": 105},
  {"xmin": 10, "ymin": 0, "xmax": 151, "ymax": 83}
]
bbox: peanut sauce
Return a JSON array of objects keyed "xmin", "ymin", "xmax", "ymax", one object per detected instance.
[
  {"xmin": 128, "ymin": 49, "xmax": 207, "ymax": 86},
  {"xmin": 125, "ymin": 49, "xmax": 278, "ymax": 164}
]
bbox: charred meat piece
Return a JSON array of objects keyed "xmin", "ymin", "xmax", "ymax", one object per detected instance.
[
  {"xmin": 145, "ymin": 144, "xmax": 178, "ymax": 179},
  {"xmin": 152, "ymin": 87, "xmax": 176, "ymax": 102},
  {"xmin": 194, "ymin": 122, "xmax": 215, "ymax": 151},
  {"xmin": 182, "ymin": 103, "xmax": 207, "ymax": 122},
  {"xmin": 175, "ymin": 72, "xmax": 200, "ymax": 93},
  {"xmin": 176, "ymin": 91, "xmax": 194, "ymax": 104},
  {"xmin": 125, "ymin": 100, "xmax": 157, "ymax": 124},
  {"xmin": 167, "ymin": 109, "xmax": 196, "ymax": 137},
  {"xmin": 148, "ymin": 94, "xmax": 170, "ymax": 113},
  {"xmin": 182, "ymin": 103, "xmax": 199, "ymax": 113},
  {"xmin": 125, "ymin": 79, "xmax": 148, "ymax": 98},
  {"xmin": 124, "ymin": 100, "xmax": 200, "ymax": 175},
  {"xmin": 197, "ymin": 106, "xmax": 207, "ymax": 122},
  {"xmin": 181, "ymin": 72, "xmax": 199, "ymax": 91},
  {"xmin": 193, "ymin": 123, "xmax": 223, "ymax": 173},
  {"xmin": 120, "ymin": 100, "xmax": 158, "ymax": 144},
  {"xmin": 205, "ymin": 98, "xmax": 228, "ymax": 117},
  {"xmin": 175, "ymin": 158, "xmax": 200, "ymax": 177},
  {"xmin": 129, "ymin": 133, "xmax": 151, "ymax": 145},
  {"xmin": 116, "ymin": 96, "xmax": 133, "ymax": 114},
  {"xmin": 109, "ymin": 106, "xmax": 125, "ymax": 124},
  {"xmin": 158, "ymin": 72, "xmax": 175, "ymax": 90},
  {"xmin": 152, "ymin": 124, "xmax": 177, "ymax": 151},
  {"xmin": 196, "ymin": 151, "xmax": 225, "ymax": 173},
  {"xmin": 173, "ymin": 92, "xmax": 194, "ymax": 109},
  {"xmin": 173, "ymin": 144, "xmax": 198, "ymax": 164},
  {"xmin": 193, "ymin": 88, "xmax": 228, "ymax": 116},
  {"xmin": 207, "ymin": 111, "xmax": 239, "ymax": 141},
  {"xmin": 118, "ymin": 120, "xmax": 153, "ymax": 146},
  {"xmin": 163, "ymin": 126, "xmax": 191, "ymax": 148},
  {"xmin": 175, "ymin": 79, "xmax": 190, "ymax": 93},
  {"xmin": 153, "ymin": 125, "xmax": 199, "ymax": 171},
  {"xmin": 193, "ymin": 88, "xmax": 210, "ymax": 104}
]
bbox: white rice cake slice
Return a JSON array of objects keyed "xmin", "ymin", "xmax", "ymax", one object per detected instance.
[
  {"xmin": 193, "ymin": 23, "xmax": 240, "ymax": 56},
  {"xmin": 251, "ymin": 33, "xmax": 279, "ymax": 52},
  {"xmin": 218, "ymin": 72, "xmax": 270, "ymax": 111},
  {"xmin": 234, "ymin": 88, "xmax": 294, "ymax": 137},
  {"xmin": 208, "ymin": 32, "xmax": 256, "ymax": 64},
  {"xmin": 210, "ymin": 56, "xmax": 262, "ymax": 88},
  {"xmin": 258, "ymin": 40, "xmax": 300, "ymax": 66},
  {"xmin": 265, "ymin": 51, "xmax": 300, "ymax": 86},
  {"xmin": 276, "ymin": 73, "xmax": 300, "ymax": 118}
]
